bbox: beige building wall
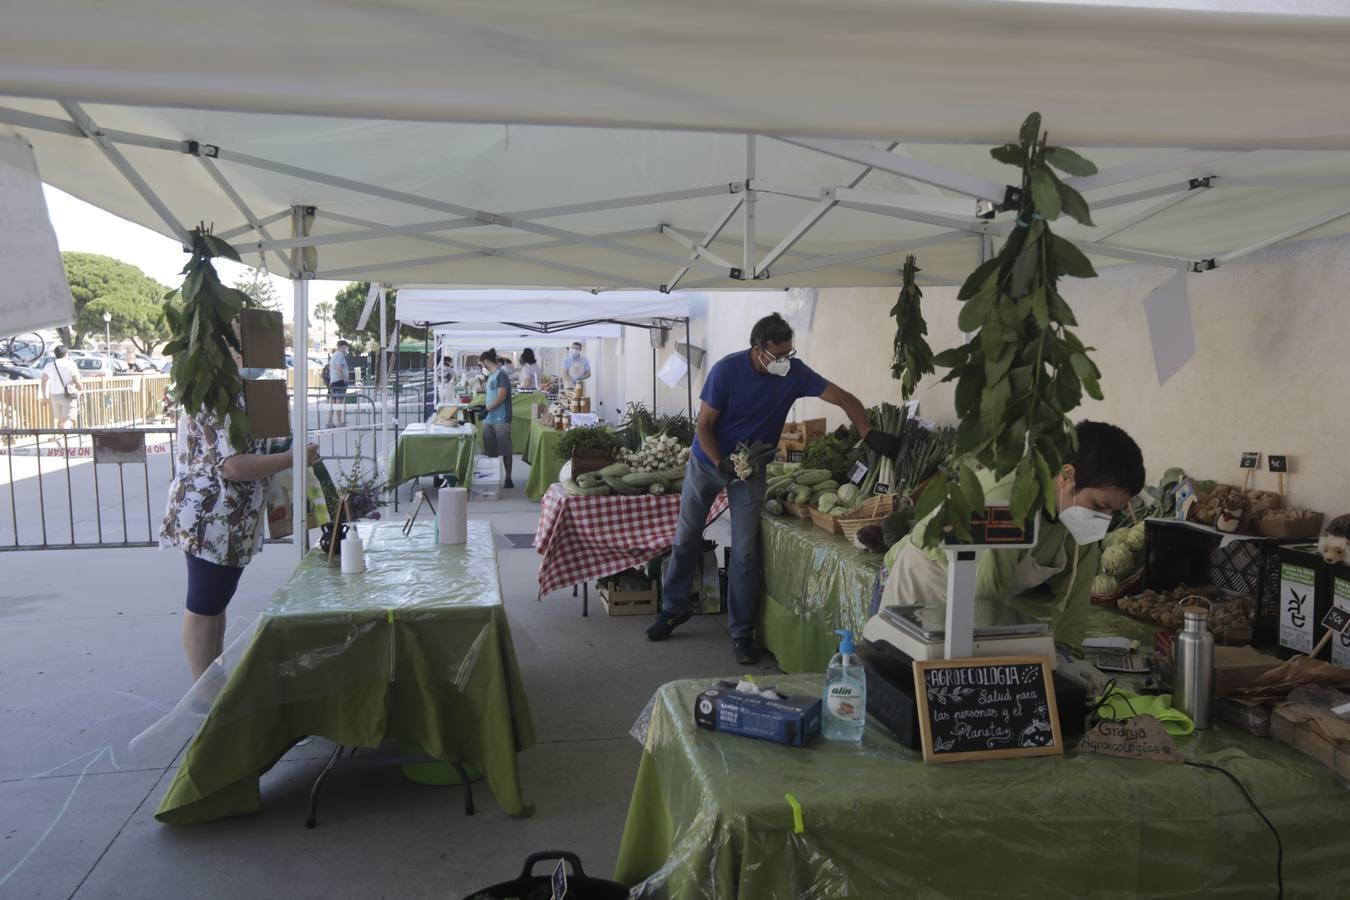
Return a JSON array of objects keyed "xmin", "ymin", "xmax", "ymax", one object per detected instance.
[{"xmin": 615, "ymin": 235, "xmax": 1348, "ymax": 513}]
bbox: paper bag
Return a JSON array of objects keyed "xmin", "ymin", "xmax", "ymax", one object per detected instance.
[{"xmin": 267, "ymin": 464, "xmax": 332, "ymax": 539}]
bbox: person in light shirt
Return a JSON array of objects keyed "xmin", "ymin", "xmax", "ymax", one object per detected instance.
[
  {"xmin": 516, "ymin": 347, "xmax": 541, "ymax": 391},
  {"xmin": 562, "ymin": 341, "xmax": 591, "ymax": 389},
  {"xmin": 40, "ymin": 345, "xmax": 84, "ymax": 429}
]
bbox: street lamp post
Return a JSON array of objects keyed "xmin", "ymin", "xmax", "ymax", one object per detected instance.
[{"xmin": 102, "ymin": 312, "xmax": 112, "ymax": 370}]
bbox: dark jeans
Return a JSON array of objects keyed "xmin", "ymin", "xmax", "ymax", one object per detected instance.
[{"xmin": 659, "ymin": 455, "xmax": 766, "ymax": 639}]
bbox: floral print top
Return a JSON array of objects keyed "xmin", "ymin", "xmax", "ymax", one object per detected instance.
[{"xmin": 160, "ymin": 409, "xmax": 269, "ymax": 567}]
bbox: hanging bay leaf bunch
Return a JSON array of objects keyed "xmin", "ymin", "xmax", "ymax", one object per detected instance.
[
  {"xmin": 890, "ymin": 254, "xmax": 934, "ymax": 399},
  {"xmin": 914, "ymin": 112, "xmax": 1103, "ymax": 548},
  {"xmin": 162, "ymin": 226, "xmax": 252, "ymax": 447}
]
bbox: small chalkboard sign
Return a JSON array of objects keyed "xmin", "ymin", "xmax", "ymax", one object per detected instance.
[
  {"xmin": 1267, "ymin": 455, "xmax": 1288, "ymax": 473},
  {"xmin": 913, "ymin": 656, "xmax": 1063, "ymax": 764},
  {"xmin": 1323, "ymin": 606, "xmax": 1350, "ymax": 636},
  {"xmin": 1240, "ymin": 451, "xmax": 1260, "ymax": 469}
]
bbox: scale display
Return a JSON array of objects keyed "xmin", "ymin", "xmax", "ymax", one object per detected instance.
[{"xmin": 942, "ymin": 506, "xmax": 1038, "ymax": 549}]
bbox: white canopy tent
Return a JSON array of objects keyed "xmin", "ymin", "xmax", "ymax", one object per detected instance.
[{"xmin": 6, "ymin": 0, "xmax": 1350, "ymax": 563}]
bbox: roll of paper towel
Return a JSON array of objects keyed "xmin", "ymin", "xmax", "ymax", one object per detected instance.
[
  {"xmin": 340, "ymin": 534, "xmax": 366, "ymax": 574},
  {"xmin": 438, "ymin": 486, "xmax": 468, "ymax": 544}
]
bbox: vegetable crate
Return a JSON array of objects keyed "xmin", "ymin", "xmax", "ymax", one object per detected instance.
[
  {"xmin": 809, "ymin": 507, "xmax": 845, "ymax": 536},
  {"xmin": 597, "ymin": 570, "xmax": 659, "ymax": 616},
  {"xmin": 571, "ymin": 448, "xmax": 612, "ymax": 477},
  {"xmin": 783, "ymin": 501, "xmax": 812, "ymax": 521}
]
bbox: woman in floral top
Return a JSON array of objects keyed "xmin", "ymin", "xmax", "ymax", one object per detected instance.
[{"xmin": 161, "ymin": 407, "xmax": 318, "ymax": 680}]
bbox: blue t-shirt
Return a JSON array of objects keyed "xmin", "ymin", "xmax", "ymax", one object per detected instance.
[
  {"xmin": 484, "ymin": 368, "xmax": 512, "ymax": 424},
  {"xmin": 692, "ymin": 351, "xmax": 828, "ymax": 465}
]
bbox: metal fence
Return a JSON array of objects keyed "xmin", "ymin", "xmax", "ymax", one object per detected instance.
[{"xmin": 0, "ymin": 373, "xmax": 170, "ymax": 434}]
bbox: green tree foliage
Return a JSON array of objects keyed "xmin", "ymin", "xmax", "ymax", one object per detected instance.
[
  {"xmin": 232, "ymin": 268, "xmax": 280, "ymax": 310},
  {"xmin": 915, "ymin": 112, "xmax": 1103, "ymax": 547},
  {"xmin": 61, "ymin": 252, "xmax": 172, "ymax": 352},
  {"xmin": 332, "ymin": 282, "xmax": 423, "ymax": 349}
]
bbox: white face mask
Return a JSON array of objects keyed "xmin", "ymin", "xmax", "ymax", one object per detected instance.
[
  {"xmin": 1058, "ymin": 488, "xmax": 1112, "ymax": 545},
  {"xmin": 571, "ymin": 348, "xmax": 581, "ymax": 358},
  {"xmin": 759, "ymin": 347, "xmax": 791, "ymax": 377}
]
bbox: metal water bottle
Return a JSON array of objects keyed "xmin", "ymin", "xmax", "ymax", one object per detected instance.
[{"xmin": 1174, "ymin": 603, "xmax": 1215, "ymax": 729}]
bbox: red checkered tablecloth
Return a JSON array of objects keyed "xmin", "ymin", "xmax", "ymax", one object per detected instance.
[{"xmin": 534, "ymin": 483, "xmax": 729, "ymax": 597}]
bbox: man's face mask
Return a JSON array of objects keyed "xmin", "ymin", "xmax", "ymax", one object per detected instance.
[
  {"xmin": 1058, "ymin": 481, "xmax": 1112, "ymax": 545},
  {"xmin": 571, "ymin": 347, "xmax": 582, "ymax": 358},
  {"xmin": 758, "ymin": 346, "xmax": 794, "ymax": 377}
]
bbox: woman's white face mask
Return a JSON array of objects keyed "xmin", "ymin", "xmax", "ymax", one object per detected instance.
[{"xmin": 1059, "ymin": 482, "xmax": 1112, "ymax": 545}]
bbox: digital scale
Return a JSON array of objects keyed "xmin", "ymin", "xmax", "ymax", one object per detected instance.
[{"xmin": 862, "ymin": 504, "xmax": 1055, "ymax": 665}]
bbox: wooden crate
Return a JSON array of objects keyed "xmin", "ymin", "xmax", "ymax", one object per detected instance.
[
  {"xmin": 599, "ymin": 585, "xmax": 659, "ymax": 616},
  {"xmin": 572, "ymin": 448, "xmax": 612, "ymax": 476},
  {"xmin": 809, "ymin": 506, "xmax": 844, "ymax": 535},
  {"xmin": 783, "ymin": 501, "xmax": 813, "ymax": 521}
]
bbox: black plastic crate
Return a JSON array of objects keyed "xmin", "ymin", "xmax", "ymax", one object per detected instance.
[
  {"xmin": 1275, "ymin": 544, "xmax": 1333, "ymax": 658},
  {"xmin": 1143, "ymin": 520, "xmax": 1288, "ymax": 646}
]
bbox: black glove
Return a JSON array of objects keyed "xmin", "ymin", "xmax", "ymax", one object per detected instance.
[
  {"xmin": 864, "ymin": 429, "xmax": 901, "ymax": 459},
  {"xmin": 717, "ymin": 456, "xmax": 738, "ymax": 479}
]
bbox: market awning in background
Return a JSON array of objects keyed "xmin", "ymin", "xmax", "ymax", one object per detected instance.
[{"xmin": 6, "ymin": 2, "xmax": 1350, "ymax": 292}]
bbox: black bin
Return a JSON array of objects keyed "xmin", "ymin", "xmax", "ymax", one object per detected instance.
[
  {"xmin": 460, "ymin": 851, "xmax": 629, "ymax": 900},
  {"xmin": 1275, "ymin": 544, "xmax": 1333, "ymax": 659}
]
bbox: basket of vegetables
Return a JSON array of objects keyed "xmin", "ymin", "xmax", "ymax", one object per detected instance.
[
  {"xmin": 838, "ymin": 493, "xmax": 900, "ymax": 543},
  {"xmin": 554, "ymin": 425, "xmax": 622, "ymax": 476},
  {"xmin": 1090, "ymin": 521, "xmax": 1147, "ymax": 606}
]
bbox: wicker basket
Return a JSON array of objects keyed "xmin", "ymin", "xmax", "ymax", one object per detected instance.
[
  {"xmin": 809, "ymin": 506, "xmax": 844, "ymax": 535},
  {"xmin": 1089, "ymin": 570, "xmax": 1143, "ymax": 607},
  {"xmin": 837, "ymin": 494, "xmax": 900, "ymax": 542}
]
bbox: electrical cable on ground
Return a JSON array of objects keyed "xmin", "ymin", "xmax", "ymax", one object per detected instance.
[{"xmin": 1184, "ymin": 759, "xmax": 1283, "ymax": 900}]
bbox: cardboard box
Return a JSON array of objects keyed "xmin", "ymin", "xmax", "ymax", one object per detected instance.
[
  {"xmin": 242, "ymin": 379, "xmax": 289, "ymax": 439},
  {"xmin": 780, "ymin": 418, "xmax": 826, "ymax": 440},
  {"xmin": 694, "ymin": 681, "xmax": 821, "ymax": 747},
  {"xmin": 1271, "ymin": 694, "xmax": 1350, "ymax": 781},
  {"xmin": 599, "ymin": 584, "xmax": 658, "ymax": 616},
  {"xmin": 238, "ymin": 308, "xmax": 285, "ymax": 369}
]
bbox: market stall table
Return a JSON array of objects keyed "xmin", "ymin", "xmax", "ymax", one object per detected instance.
[
  {"xmin": 757, "ymin": 514, "xmax": 1158, "ymax": 672},
  {"xmin": 615, "ymin": 674, "xmax": 1350, "ymax": 898},
  {"xmin": 521, "ymin": 419, "xmax": 566, "ymax": 502},
  {"xmin": 473, "ymin": 391, "xmax": 547, "ymax": 453},
  {"xmin": 386, "ymin": 422, "xmax": 477, "ymax": 489},
  {"xmin": 534, "ymin": 483, "xmax": 729, "ymax": 606},
  {"xmin": 156, "ymin": 520, "xmax": 535, "ymax": 824}
]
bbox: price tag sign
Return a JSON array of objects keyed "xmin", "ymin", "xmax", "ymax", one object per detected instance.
[
  {"xmin": 1322, "ymin": 605, "xmax": 1350, "ymax": 636},
  {"xmin": 1239, "ymin": 451, "xmax": 1260, "ymax": 469},
  {"xmin": 1268, "ymin": 455, "xmax": 1288, "ymax": 473},
  {"xmin": 847, "ymin": 460, "xmax": 868, "ymax": 486}
]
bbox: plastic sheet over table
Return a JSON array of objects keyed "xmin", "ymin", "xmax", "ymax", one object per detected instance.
[
  {"xmin": 522, "ymin": 419, "xmax": 566, "ymax": 502},
  {"xmin": 758, "ymin": 514, "xmax": 1160, "ymax": 673},
  {"xmin": 617, "ymin": 675, "xmax": 1350, "ymax": 899},
  {"xmin": 143, "ymin": 520, "xmax": 535, "ymax": 824},
  {"xmin": 386, "ymin": 429, "xmax": 477, "ymax": 487}
]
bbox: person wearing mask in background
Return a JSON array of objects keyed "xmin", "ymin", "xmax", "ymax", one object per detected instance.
[
  {"xmin": 161, "ymin": 402, "xmax": 320, "ymax": 681},
  {"xmin": 517, "ymin": 347, "xmax": 541, "ymax": 391},
  {"xmin": 648, "ymin": 313, "xmax": 902, "ymax": 664},
  {"xmin": 562, "ymin": 341, "xmax": 591, "ymax": 389},
  {"xmin": 480, "ymin": 349, "xmax": 515, "ymax": 489},
  {"xmin": 325, "ymin": 340, "xmax": 350, "ymax": 428},
  {"xmin": 880, "ymin": 420, "xmax": 1144, "ymax": 654},
  {"xmin": 40, "ymin": 345, "xmax": 84, "ymax": 431}
]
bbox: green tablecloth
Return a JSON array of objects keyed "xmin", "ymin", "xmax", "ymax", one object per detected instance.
[
  {"xmin": 386, "ymin": 429, "xmax": 477, "ymax": 488},
  {"xmin": 522, "ymin": 419, "xmax": 566, "ymax": 502},
  {"xmin": 758, "ymin": 515, "xmax": 1159, "ymax": 673},
  {"xmin": 156, "ymin": 520, "xmax": 535, "ymax": 824},
  {"xmin": 615, "ymin": 675, "xmax": 1350, "ymax": 898}
]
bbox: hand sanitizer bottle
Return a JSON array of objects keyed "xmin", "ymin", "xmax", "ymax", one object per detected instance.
[{"xmin": 822, "ymin": 629, "xmax": 866, "ymax": 742}]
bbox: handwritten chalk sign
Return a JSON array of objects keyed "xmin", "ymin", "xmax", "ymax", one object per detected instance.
[
  {"xmin": 1324, "ymin": 606, "xmax": 1350, "ymax": 636},
  {"xmin": 0, "ymin": 132, "xmax": 76, "ymax": 334},
  {"xmin": 1267, "ymin": 455, "xmax": 1288, "ymax": 473},
  {"xmin": 1240, "ymin": 452, "xmax": 1260, "ymax": 470},
  {"xmin": 913, "ymin": 656, "xmax": 1063, "ymax": 764}
]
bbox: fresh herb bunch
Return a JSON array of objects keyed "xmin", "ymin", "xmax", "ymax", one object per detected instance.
[
  {"xmin": 162, "ymin": 226, "xmax": 253, "ymax": 446},
  {"xmin": 890, "ymin": 255, "xmax": 934, "ymax": 399},
  {"xmin": 857, "ymin": 403, "xmax": 909, "ymax": 496},
  {"xmin": 653, "ymin": 412, "xmax": 695, "ymax": 447},
  {"xmin": 915, "ymin": 112, "xmax": 1103, "ymax": 547},
  {"xmin": 619, "ymin": 401, "xmax": 658, "ymax": 452},
  {"xmin": 554, "ymin": 425, "xmax": 622, "ymax": 462},
  {"xmin": 801, "ymin": 434, "xmax": 851, "ymax": 482}
]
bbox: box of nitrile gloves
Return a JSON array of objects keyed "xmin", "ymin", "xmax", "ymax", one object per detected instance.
[{"xmin": 694, "ymin": 682, "xmax": 821, "ymax": 747}]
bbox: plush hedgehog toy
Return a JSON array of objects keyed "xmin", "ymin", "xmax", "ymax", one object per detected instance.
[{"xmin": 1318, "ymin": 514, "xmax": 1350, "ymax": 564}]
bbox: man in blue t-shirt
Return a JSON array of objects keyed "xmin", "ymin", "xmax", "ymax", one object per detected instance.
[{"xmin": 648, "ymin": 313, "xmax": 901, "ymax": 664}]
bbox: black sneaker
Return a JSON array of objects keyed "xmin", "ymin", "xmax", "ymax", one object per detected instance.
[
  {"xmin": 733, "ymin": 638, "xmax": 759, "ymax": 665},
  {"xmin": 646, "ymin": 610, "xmax": 692, "ymax": 641}
]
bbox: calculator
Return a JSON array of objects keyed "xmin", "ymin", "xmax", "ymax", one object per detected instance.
[{"xmin": 1088, "ymin": 650, "xmax": 1150, "ymax": 674}]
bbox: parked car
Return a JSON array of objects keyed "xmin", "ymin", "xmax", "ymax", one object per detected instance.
[
  {"xmin": 73, "ymin": 356, "xmax": 117, "ymax": 378},
  {"xmin": 0, "ymin": 363, "xmax": 39, "ymax": 380}
]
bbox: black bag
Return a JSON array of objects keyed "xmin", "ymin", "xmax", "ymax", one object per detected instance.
[{"xmin": 53, "ymin": 362, "xmax": 77, "ymax": 399}]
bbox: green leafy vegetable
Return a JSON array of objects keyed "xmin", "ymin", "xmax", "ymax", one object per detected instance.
[
  {"xmin": 917, "ymin": 113, "xmax": 1103, "ymax": 548},
  {"xmin": 554, "ymin": 426, "xmax": 622, "ymax": 462},
  {"xmin": 889, "ymin": 255, "xmax": 935, "ymax": 399}
]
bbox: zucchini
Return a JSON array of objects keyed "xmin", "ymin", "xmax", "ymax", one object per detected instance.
[
  {"xmin": 604, "ymin": 475, "xmax": 646, "ymax": 496},
  {"xmin": 648, "ymin": 482, "xmax": 667, "ymax": 496},
  {"xmin": 793, "ymin": 469, "xmax": 834, "ymax": 486},
  {"xmin": 667, "ymin": 477, "xmax": 684, "ymax": 494},
  {"xmin": 577, "ymin": 474, "xmax": 601, "ymax": 489},
  {"xmin": 792, "ymin": 486, "xmax": 812, "ymax": 504},
  {"xmin": 809, "ymin": 480, "xmax": 840, "ymax": 496},
  {"xmin": 765, "ymin": 499, "xmax": 785, "ymax": 515},
  {"xmin": 563, "ymin": 478, "xmax": 610, "ymax": 497},
  {"xmin": 622, "ymin": 466, "xmax": 684, "ymax": 487},
  {"xmin": 595, "ymin": 462, "xmax": 631, "ymax": 478}
]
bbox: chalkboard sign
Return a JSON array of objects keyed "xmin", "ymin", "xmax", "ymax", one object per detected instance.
[
  {"xmin": 913, "ymin": 656, "xmax": 1063, "ymax": 764},
  {"xmin": 1268, "ymin": 455, "xmax": 1288, "ymax": 473},
  {"xmin": 1240, "ymin": 451, "xmax": 1260, "ymax": 470},
  {"xmin": 1322, "ymin": 605, "xmax": 1350, "ymax": 636}
]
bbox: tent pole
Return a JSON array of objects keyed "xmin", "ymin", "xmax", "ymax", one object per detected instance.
[
  {"xmin": 684, "ymin": 317, "xmax": 693, "ymax": 419},
  {"xmin": 379, "ymin": 285, "xmax": 390, "ymax": 470},
  {"xmin": 652, "ymin": 345, "xmax": 657, "ymax": 415}
]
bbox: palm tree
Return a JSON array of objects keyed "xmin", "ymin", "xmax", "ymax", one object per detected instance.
[{"xmin": 314, "ymin": 301, "xmax": 334, "ymax": 348}]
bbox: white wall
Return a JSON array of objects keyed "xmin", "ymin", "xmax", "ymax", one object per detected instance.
[{"xmin": 623, "ymin": 235, "xmax": 1350, "ymax": 513}]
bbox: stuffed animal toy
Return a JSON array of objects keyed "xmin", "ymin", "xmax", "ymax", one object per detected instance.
[{"xmin": 1318, "ymin": 514, "xmax": 1350, "ymax": 564}]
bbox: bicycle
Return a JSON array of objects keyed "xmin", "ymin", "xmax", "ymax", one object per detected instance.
[{"xmin": 0, "ymin": 332, "xmax": 47, "ymax": 364}]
